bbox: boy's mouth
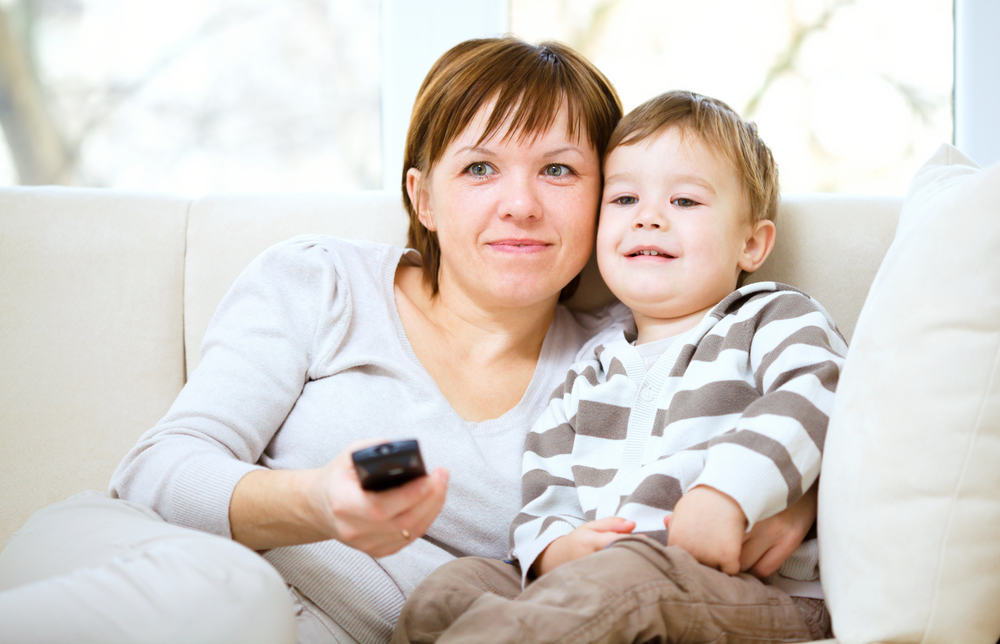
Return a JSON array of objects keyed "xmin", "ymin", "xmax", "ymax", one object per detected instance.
[{"xmin": 625, "ymin": 246, "xmax": 676, "ymax": 259}]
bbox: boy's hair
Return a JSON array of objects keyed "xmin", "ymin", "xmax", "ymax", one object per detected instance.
[
  {"xmin": 402, "ymin": 37, "xmax": 622, "ymax": 295},
  {"xmin": 607, "ymin": 90, "xmax": 778, "ymax": 224}
]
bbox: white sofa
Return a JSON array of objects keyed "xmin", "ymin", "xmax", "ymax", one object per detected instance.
[
  {"xmin": 2, "ymin": 149, "xmax": 997, "ymax": 643},
  {"xmin": 0, "ymin": 186, "xmax": 897, "ymax": 546}
]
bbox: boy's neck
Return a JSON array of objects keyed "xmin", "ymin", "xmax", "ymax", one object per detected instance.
[{"xmin": 633, "ymin": 303, "xmax": 715, "ymax": 345}]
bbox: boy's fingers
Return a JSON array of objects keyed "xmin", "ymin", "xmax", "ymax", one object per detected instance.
[{"xmin": 587, "ymin": 516, "xmax": 636, "ymax": 533}]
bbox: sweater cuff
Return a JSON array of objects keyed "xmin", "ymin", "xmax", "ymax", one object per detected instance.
[
  {"xmin": 690, "ymin": 446, "xmax": 789, "ymax": 529},
  {"xmin": 512, "ymin": 521, "xmax": 575, "ymax": 588},
  {"xmin": 166, "ymin": 451, "xmax": 263, "ymax": 538}
]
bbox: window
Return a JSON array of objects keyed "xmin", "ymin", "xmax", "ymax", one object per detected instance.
[
  {"xmin": 0, "ymin": 1, "xmax": 975, "ymax": 194},
  {"xmin": 0, "ymin": 0, "xmax": 380, "ymax": 192},
  {"xmin": 511, "ymin": 0, "xmax": 954, "ymax": 194}
]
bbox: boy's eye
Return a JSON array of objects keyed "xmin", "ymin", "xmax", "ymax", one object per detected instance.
[
  {"xmin": 543, "ymin": 163, "xmax": 572, "ymax": 177},
  {"xmin": 466, "ymin": 162, "xmax": 495, "ymax": 177},
  {"xmin": 672, "ymin": 197, "xmax": 700, "ymax": 208},
  {"xmin": 613, "ymin": 195, "xmax": 638, "ymax": 206}
]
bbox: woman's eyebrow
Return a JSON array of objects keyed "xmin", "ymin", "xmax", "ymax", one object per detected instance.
[
  {"xmin": 453, "ymin": 144, "xmax": 588, "ymax": 158},
  {"xmin": 541, "ymin": 145, "xmax": 587, "ymax": 158},
  {"xmin": 454, "ymin": 145, "xmax": 495, "ymax": 156}
]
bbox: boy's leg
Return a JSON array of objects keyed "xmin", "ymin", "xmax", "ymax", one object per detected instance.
[
  {"xmin": 438, "ymin": 535, "xmax": 825, "ymax": 644},
  {"xmin": 0, "ymin": 491, "xmax": 296, "ymax": 644},
  {"xmin": 392, "ymin": 556, "xmax": 521, "ymax": 644}
]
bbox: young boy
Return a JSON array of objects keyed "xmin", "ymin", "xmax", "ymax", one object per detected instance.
[{"xmin": 393, "ymin": 90, "xmax": 846, "ymax": 644}]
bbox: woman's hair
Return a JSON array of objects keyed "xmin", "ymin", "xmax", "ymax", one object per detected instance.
[
  {"xmin": 607, "ymin": 90, "xmax": 779, "ymax": 224},
  {"xmin": 402, "ymin": 37, "xmax": 622, "ymax": 294}
]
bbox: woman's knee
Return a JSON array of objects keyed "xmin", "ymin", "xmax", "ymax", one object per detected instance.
[{"xmin": 0, "ymin": 491, "xmax": 296, "ymax": 644}]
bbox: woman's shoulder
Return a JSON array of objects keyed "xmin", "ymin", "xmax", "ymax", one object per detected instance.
[
  {"xmin": 247, "ymin": 235, "xmax": 413, "ymax": 289},
  {"xmin": 258, "ymin": 234, "xmax": 407, "ymax": 265},
  {"xmin": 550, "ymin": 300, "xmax": 634, "ymax": 364}
]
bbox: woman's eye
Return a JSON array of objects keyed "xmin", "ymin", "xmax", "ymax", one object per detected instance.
[
  {"xmin": 612, "ymin": 195, "xmax": 637, "ymax": 206},
  {"xmin": 543, "ymin": 163, "xmax": 572, "ymax": 177},
  {"xmin": 672, "ymin": 197, "xmax": 699, "ymax": 208},
  {"xmin": 466, "ymin": 162, "xmax": 495, "ymax": 177}
]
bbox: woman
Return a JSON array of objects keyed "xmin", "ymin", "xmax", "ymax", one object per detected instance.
[{"xmin": 0, "ymin": 38, "xmax": 815, "ymax": 644}]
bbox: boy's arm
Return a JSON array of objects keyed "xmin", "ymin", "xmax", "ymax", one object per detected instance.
[
  {"xmin": 672, "ymin": 293, "xmax": 846, "ymax": 571},
  {"xmin": 510, "ymin": 360, "xmax": 627, "ymax": 583},
  {"xmin": 666, "ymin": 482, "xmax": 818, "ymax": 577},
  {"xmin": 532, "ymin": 517, "xmax": 635, "ymax": 577}
]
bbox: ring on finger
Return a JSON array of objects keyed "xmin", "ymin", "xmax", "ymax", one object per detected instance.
[{"xmin": 401, "ymin": 528, "xmax": 412, "ymax": 540}]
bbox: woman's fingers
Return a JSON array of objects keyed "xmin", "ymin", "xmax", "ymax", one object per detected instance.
[
  {"xmin": 358, "ymin": 467, "xmax": 450, "ymax": 558},
  {"xmin": 389, "ymin": 468, "xmax": 450, "ymax": 537},
  {"xmin": 364, "ymin": 466, "xmax": 447, "ymax": 520}
]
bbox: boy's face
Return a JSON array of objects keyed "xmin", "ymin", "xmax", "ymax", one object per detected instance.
[{"xmin": 597, "ymin": 125, "xmax": 771, "ymax": 338}]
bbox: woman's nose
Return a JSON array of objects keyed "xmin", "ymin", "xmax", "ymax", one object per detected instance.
[{"xmin": 500, "ymin": 174, "xmax": 541, "ymax": 221}]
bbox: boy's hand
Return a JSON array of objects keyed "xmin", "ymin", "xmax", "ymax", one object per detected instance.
[
  {"xmin": 532, "ymin": 517, "xmax": 635, "ymax": 577},
  {"xmin": 665, "ymin": 486, "xmax": 747, "ymax": 575}
]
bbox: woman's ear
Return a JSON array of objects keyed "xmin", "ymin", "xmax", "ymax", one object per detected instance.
[
  {"xmin": 405, "ymin": 168, "xmax": 436, "ymax": 231},
  {"xmin": 737, "ymin": 219, "xmax": 776, "ymax": 273}
]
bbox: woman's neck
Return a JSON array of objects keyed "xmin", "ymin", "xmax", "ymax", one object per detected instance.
[
  {"xmin": 394, "ymin": 265, "xmax": 559, "ymax": 421},
  {"xmin": 407, "ymin": 266, "xmax": 558, "ymax": 358}
]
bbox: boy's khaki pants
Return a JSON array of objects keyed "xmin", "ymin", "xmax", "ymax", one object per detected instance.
[{"xmin": 393, "ymin": 534, "xmax": 830, "ymax": 644}]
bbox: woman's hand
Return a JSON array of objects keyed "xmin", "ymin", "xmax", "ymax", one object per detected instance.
[
  {"xmin": 532, "ymin": 517, "xmax": 635, "ymax": 577},
  {"xmin": 307, "ymin": 440, "xmax": 449, "ymax": 558},
  {"xmin": 739, "ymin": 483, "xmax": 818, "ymax": 578},
  {"xmin": 230, "ymin": 439, "xmax": 448, "ymax": 557}
]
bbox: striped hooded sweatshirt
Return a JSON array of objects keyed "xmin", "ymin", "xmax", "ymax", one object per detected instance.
[{"xmin": 510, "ymin": 282, "xmax": 847, "ymax": 592}]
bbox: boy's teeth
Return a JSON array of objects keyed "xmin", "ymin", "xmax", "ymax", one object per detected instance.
[{"xmin": 637, "ymin": 250, "xmax": 660, "ymax": 255}]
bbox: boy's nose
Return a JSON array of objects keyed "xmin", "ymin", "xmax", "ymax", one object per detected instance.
[{"xmin": 632, "ymin": 206, "xmax": 666, "ymax": 230}]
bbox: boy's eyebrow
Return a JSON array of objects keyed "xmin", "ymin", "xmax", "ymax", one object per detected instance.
[
  {"xmin": 603, "ymin": 171, "xmax": 718, "ymax": 195},
  {"xmin": 673, "ymin": 174, "xmax": 718, "ymax": 195}
]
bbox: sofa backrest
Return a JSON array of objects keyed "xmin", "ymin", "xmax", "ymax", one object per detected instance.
[
  {"xmin": 0, "ymin": 186, "xmax": 901, "ymax": 546},
  {"xmin": 1, "ymin": 187, "xmax": 189, "ymax": 545}
]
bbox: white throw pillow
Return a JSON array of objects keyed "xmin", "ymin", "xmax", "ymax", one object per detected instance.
[{"xmin": 819, "ymin": 144, "xmax": 1000, "ymax": 643}]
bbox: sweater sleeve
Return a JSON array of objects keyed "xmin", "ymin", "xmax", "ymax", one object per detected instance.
[
  {"xmin": 691, "ymin": 292, "xmax": 847, "ymax": 528},
  {"xmin": 509, "ymin": 363, "xmax": 593, "ymax": 585},
  {"xmin": 110, "ymin": 236, "xmax": 348, "ymax": 537}
]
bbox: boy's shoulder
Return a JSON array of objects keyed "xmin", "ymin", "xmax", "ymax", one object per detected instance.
[
  {"xmin": 713, "ymin": 281, "xmax": 834, "ymax": 324},
  {"xmin": 709, "ymin": 282, "xmax": 847, "ymax": 356}
]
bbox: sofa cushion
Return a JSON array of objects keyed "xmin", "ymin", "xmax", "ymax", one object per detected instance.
[
  {"xmin": 0, "ymin": 187, "xmax": 188, "ymax": 548},
  {"xmin": 818, "ymin": 145, "xmax": 1000, "ymax": 642},
  {"xmin": 747, "ymin": 194, "xmax": 900, "ymax": 342}
]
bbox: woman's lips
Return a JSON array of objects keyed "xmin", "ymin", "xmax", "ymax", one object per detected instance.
[{"xmin": 487, "ymin": 239, "xmax": 552, "ymax": 253}]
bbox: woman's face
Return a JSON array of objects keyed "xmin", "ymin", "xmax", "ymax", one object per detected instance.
[{"xmin": 407, "ymin": 103, "xmax": 601, "ymax": 310}]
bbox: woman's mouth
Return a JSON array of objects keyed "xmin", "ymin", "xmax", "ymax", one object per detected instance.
[{"xmin": 488, "ymin": 239, "xmax": 551, "ymax": 253}]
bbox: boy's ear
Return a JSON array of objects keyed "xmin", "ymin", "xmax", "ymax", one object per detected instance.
[
  {"xmin": 737, "ymin": 219, "xmax": 776, "ymax": 273},
  {"xmin": 406, "ymin": 168, "xmax": 436, "ymax": 231}
]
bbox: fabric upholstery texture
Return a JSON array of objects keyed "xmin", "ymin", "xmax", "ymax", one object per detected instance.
[
  {"xmin": 0, "ymin": 188, "xmax": 188, "ymax": 546},
  {"xmin": 819, "ymin": 144, "xmax": 1000, "ymax": 643}
]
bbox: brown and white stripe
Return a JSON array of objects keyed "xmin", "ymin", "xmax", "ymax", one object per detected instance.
[{"xmin": 510, "ymin": 282, "xmax": 847, "ymax": 587}]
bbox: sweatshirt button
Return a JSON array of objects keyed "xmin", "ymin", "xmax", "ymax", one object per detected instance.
[{"xmin": 641, "ymin": 387, "xmax": 654, "ymax": 402}]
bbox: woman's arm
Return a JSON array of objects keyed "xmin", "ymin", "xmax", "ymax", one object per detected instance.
[
  {"xmin": 114, "ymin": 239, "xmax": 449, "ymax": 557},
  {"xmin": 229, "ymin": 445, "xmax": 449, "ymax": 556},
  {"xmin": 739, "ymin": 482, "xmax": 818, "ymax": 577}
]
